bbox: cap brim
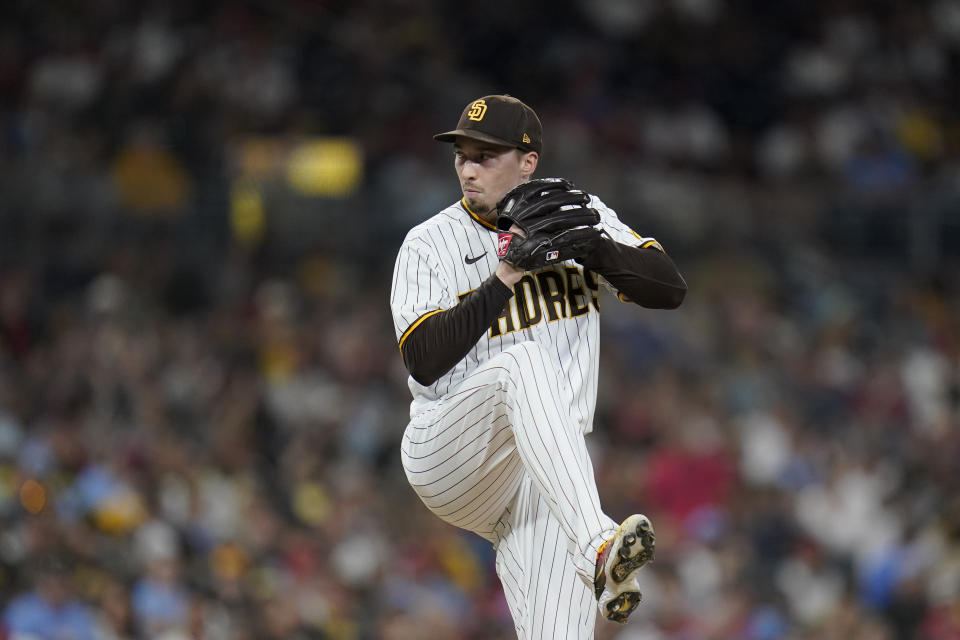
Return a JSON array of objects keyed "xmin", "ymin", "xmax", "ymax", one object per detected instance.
[{"xmin": 433, "ymin": 129, "xmax": 519, "ymax": 149}]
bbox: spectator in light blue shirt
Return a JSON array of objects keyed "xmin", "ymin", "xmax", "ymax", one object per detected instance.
[{"xmin": 2, "ymin": 556, "xmax": 96, "ymax": 640}]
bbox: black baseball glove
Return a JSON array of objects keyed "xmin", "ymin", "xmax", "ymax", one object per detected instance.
[{"xmin": 495, "ymin": 178, "xmax": 602, "ymax": 269}]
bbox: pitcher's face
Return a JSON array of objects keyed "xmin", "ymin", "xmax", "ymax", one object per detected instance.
[{"xmin": 454, "ymin": 137, "xmax": 537, "ymax": 220}]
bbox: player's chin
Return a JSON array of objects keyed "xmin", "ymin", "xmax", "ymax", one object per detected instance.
[{"xmin": 464, "ymin": 195, "xmax": 493, "ymax": 216}]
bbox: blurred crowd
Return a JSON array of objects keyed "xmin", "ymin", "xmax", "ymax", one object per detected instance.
[{"xmin": 1, "ymin": 0, "xmax": 958, "ymax": 639}]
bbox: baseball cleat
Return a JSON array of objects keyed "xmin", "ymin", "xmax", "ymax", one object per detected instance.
[{"xmin": 594, "ymin": 514, "xmax": 655, "ymax": 623}]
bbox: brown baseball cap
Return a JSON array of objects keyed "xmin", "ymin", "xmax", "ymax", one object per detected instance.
[{"xmin": 434, "ymin": 95, "xmax": 543, "ymax": 154}]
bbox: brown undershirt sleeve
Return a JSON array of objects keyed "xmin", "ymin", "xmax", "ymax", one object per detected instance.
[
  {"xmin": 401, "ymin": 239, "xmax": 685, "ymax": 386},
  {"xmin": 579, "ymin": 238, "xmax": 687, "ymax": 309},
  {"xmin": 400, "ymin": 274, "xmax": 514, "ymax": 386}
]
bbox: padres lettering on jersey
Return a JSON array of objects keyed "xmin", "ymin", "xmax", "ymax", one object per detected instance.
[
  {"xmin": 457, "ymin": 266, "xmax": 601, "ymax": 338},
  {"xmin": 390, "ymin": 195, "xmax": 661, "ymax": 431}
]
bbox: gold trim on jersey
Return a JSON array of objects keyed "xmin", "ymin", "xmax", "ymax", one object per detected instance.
[
  {"xmin": 630, "ymin": 230, "xmax": 664, "ymax": 252},
  {"xmin": 461, "ymin": 199, "xmax": 497, "ymax": 231},
  {"xmin": 398, "ymin": 309, "xmax": 444, "ymax": 350}
]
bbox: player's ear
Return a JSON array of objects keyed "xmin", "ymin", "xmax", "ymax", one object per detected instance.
[{"xmin": 519, "ymin": 151, "xmax": 538, "ymax": 179}]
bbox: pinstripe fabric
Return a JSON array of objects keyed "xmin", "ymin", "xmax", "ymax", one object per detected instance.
[
  {"xmin": 494, "ymin": 478, "xmax": 599, "ymax": 639},
  {"xmin": 390, "ymin": 198, "xmax": 658, "ymax": 432},
  {"xmin": 401, "ymin": 343, "xmax": 617, "ymax": 636},
  {"xmin": 391, "ymin": 196, "xmax": 660, "ymax": 638}
]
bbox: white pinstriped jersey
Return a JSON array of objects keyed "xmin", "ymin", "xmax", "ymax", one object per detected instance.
[{"xmin": 390, "ymin": 195, "xmax": 663, "ymax": 432}]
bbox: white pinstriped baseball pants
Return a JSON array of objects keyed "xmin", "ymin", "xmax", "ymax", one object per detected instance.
[{"xmin": 401, "ymin": 342, "xmax": 618, "ymax": 639}]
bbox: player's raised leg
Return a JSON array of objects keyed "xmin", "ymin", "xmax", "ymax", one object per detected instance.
[
  {"xmin": 403, "ymin": 341, "xmax": 617, "ymax": 566},
  {"xmin": 401, "ymin": 340, "xmax": 655, "ymax": 624}
]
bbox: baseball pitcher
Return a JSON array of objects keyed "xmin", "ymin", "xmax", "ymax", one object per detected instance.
[{"xmin": 390, "ymin": 95, "xmax": 687, "ymax": 638}]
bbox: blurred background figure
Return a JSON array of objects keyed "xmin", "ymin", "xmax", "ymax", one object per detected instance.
[
  {"xmin": 2, "ymin": 555, "xmax": 97, "ymax": 640},
  {"xmin": 0, "ymin": 1, "xmax": 958, "ymax": 639}
]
